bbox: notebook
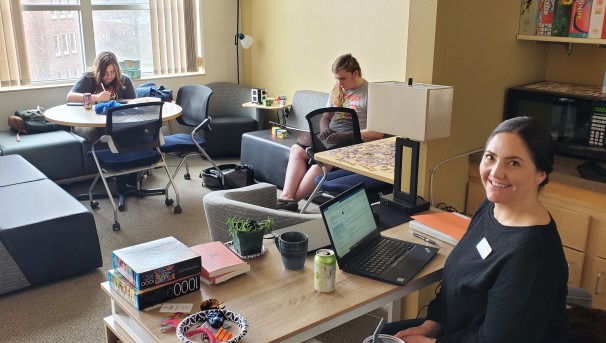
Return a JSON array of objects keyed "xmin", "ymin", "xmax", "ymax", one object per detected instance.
[
  {"xmin": 271, "ymin": 219, "xmax": 331, "ymax": 252},
  {"xmin": 270, "ymin": 121, "xmax": 311, "ymax": 146},
  {"xmin": 319, "ymin": 183, "xmax": 439, "ymax": 286}
]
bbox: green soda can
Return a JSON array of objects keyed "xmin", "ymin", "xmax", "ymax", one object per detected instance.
[{"xmin": 314, "ymin": 249, "xmax": 336, "ymax": 292}]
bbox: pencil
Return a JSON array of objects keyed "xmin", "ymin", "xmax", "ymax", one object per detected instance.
[{"xmin": 101, "ymin": 84, "xmax": 106, "ymax": 91}]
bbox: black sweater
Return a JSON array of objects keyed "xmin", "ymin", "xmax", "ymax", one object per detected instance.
[{"xmin": 427, "ymin": 200, "xmax": 568, "ymax": 343}]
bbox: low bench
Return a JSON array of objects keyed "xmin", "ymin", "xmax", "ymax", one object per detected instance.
[
  {"xmin": 0, "ymin": 130, "xmax": 97, "ymax": 183},
  {"xmin": 0, "ymin": 155, "xmax": 102, "ymax": 295}
]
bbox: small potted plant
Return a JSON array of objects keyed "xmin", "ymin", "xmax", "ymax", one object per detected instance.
[{"xmin": 227, "ymin": 215, "xmax": 274, "ymax": 256}]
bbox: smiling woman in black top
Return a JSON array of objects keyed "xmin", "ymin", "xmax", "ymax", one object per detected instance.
[{"xmin": 382, "ymin": 116, "xmax": 568, "ymax": 343}]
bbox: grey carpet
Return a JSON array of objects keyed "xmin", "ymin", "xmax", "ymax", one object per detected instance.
[{"xmin": 0, "ymin": 155, "xmax": 386, "ymax": 343}]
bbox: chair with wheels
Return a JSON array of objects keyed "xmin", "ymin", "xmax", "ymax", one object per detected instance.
[
  {"xmin": 161, "ymin": 84, "xmax": 220, "ymax": 181},
  {"xmin": 299, "ymin": 107, "xmax": 391, "ymax": 213},
  {"xmin": 88, "ymin": 101, "xmax": 181, "ymax": 231}
]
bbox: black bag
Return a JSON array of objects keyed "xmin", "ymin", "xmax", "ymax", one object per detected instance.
[
  {"xmin": 8, "ymin": 107, "xmax": 58, "ymax": 134},
  {"xmin": 201, "ymin": 164, "xmax": 255, "ymax": 188},
  {"xmin": 135, "ymin": 82, "xmax": 173, "ymax": 102}
]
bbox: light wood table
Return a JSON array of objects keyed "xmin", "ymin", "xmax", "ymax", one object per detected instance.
[
  {"xmin": 242, "ymin": 100, "xmax": 292, "ymax": 126},
  {"xmin": 101, "ymin": 219, "xmax": 451, "ymax": 343},
  {"xmin": 313, "ymin": 136, "xmax": 397, "ymax": 184},
  {"xmin": 44, "ymin": 100, "xmax": 182, "ymax": 127}
]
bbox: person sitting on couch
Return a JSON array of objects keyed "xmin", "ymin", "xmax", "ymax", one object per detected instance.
[{"xmin": 277, "ymin": 53, "xmax": 383, "ymax": 212}]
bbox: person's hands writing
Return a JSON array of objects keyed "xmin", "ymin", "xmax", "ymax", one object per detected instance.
[{"xmin": 94, "ymin": 91, "xmax": 112, "ymax": 103}]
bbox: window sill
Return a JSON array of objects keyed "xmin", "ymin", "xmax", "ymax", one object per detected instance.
[{"xmin": 0, "ymin": 70, "xmax": 206, "ymax": 94}]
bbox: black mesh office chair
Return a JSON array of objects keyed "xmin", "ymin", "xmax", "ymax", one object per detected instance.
[
  {"xmin": 160, "ymin": 85, "xmax": 220, "ymax": 180},
  {"xmin": 88, "ymin": 102, "xmax": 181, "ymax": 231},
  {"xmin": 300, "ymin": 107, "xmax": 391, "ymax": 213}
]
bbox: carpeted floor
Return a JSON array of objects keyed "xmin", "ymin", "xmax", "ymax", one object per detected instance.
[{"xmin": 0, "ymin": 155, "xmax": 386, "ymax": 343}]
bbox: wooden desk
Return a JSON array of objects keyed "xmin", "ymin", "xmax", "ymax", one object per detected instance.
[
  {"xmin": 101, "ymin": 219, "xmax": 451, "ymax": 343},
  {"xmin": 313, "ymin": 137, "xmax": 397, "ymax": 184},
  {"xmin": 44, "ymin": 100, "xmax": 182, "ymax": 127}
]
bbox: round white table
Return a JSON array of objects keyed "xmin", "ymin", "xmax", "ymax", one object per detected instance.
[{"xmin": 44, "ymin": 99, "xmax": 182, "ymax": 127}]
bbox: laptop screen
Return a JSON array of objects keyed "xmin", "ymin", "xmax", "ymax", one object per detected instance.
[{"xmin": 320, "ymin": 183, "xmax": 378, "ymax": 259}]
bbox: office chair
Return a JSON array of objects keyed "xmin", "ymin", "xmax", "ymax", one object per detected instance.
[
  {"xmin": 88, "ymin": 102, "xmax": 181, "ymax": 231},
  {"xmin": 300, "ymin": 107, "xmax": 391, "ymax": 213},
  {"xmin": 160, "ymin": 84, "xmax": 221, "ymax": 180}
]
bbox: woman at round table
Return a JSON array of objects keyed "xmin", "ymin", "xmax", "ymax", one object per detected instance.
[
  {"xmin": 67, "ymin": 51, "xmax": 135, "ymax": 142},
  {"xmin": 381, "ymin": 116, "xmax": 568, "ymax": 343}
]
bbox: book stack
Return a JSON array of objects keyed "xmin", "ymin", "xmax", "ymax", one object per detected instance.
[
  {"xmin": 190, "ymin": 241, "xmax": 250, "ymax": 285},
  {"xmin": 108, "ymin": 236, "xmax": 202, "ymax": 310},
  {"xmin": 410, "ymin": 212, "xmax": 471, "ymax": 246},
  {"xmin": 523, "ymin": 0, "xmax": 606, "ymax": 38}
]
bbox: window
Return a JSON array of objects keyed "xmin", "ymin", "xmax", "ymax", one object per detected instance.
[
  {"xmin": 62, "ymin": 33, "xmax": 69, "ymax": 55},
  {"xmin": 5, "ymin": 0, "xmax": 202, "ymax": 87},
  {"xmin": 53, "ymin": 34, "xmax": 60, "ymax": 57},
  {"xmin": 70, "ymin": 32, "xmax": 77, "ymax": 53}
]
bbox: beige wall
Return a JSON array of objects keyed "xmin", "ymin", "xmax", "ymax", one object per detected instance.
[
  {"xmin": 418, "ymin": 1, "xmax": 549, "ymax": 211},
  {"xmin": 0, "ymin": 0, "xmax": 237, "ymax": 132},
  {"xmin": 244, "ymin": 0, "xmax": 555, "ymax": 211},
  {"xmin": 242, "ymin": 0, "xmax": 409, "ymax": 100},
  {"xmin": 546, "ymin": 44, "xmax": 606, "ymax": 86}
]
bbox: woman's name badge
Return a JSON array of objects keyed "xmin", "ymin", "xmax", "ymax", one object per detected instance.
[{"xmin": 476, "ymin": 238, "xmax": 492, "ymax": 259}]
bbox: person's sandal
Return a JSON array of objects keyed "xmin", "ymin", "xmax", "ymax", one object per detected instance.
[{"xmin": 277, "ymin": 199, "xmax": 299, "ymax": 212}]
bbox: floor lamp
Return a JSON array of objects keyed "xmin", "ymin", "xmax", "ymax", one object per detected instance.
[
  {"xmin": 235, "ymin": 0, "xmax": 253, "ymax": 84},
  {"xmin": 367, "ymin": 79, "xmax": 454, "ymax": 215}
]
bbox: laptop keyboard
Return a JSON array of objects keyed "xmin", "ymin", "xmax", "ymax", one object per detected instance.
[{"xmin": 351, "ymin": 239, "xmax": 415, "ymax": 275}]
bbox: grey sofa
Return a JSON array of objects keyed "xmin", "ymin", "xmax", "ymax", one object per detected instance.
[
  {"xmin": 0, "ymin": 130, "xmax": 97, "ymax": 182},
  {"xmin": 240, "ymin": 90, "xmax": 328, "ymax": 188},
  {"xmin": 203, "ymin": 182, "xmax": 320, "ymax": 243},
  {"xmin": 0, "ymin": 155, "xmax": 102, "ymax": 295},
  {"xmin": 205, "ymin": 82, "xmax": 263, "ymax": 156}
]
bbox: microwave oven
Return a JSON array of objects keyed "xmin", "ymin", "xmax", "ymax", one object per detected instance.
[{"xmin": 504, "ymin": 81, "xmax": 606, "ymax": 161}]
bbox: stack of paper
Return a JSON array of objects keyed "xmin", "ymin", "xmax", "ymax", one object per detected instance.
[
  {"xmin": 190, "ymin": 241, "xmax": 250, "ymax": 284},
  {"xmin": 410, "ymin": 212, "xmax": 471, "ymax": 246}
]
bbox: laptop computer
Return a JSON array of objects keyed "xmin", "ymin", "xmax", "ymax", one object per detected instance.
[
  {"xmin": 319, "ymin": 183, "xmax": 439, "ymax": 286},
  {"xmin": 271, "ymin": 219, "xmax": 331, "ymax": 252},
  {"xmin": 270, "ymin": 121, "xmax": 311, "ymax": 146}
]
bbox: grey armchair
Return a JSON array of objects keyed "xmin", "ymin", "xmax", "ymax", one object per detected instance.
[
  {"xmin": 204, "ymin": 82, "xmax": 261, "ymax": 156},
  {"xmin": 202, "ymin": 182, "xmax": 321, "ymax": 243}
]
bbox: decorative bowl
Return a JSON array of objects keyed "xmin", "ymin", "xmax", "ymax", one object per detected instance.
[{"xmin": 176, "ymin": 309, "xmax": 248, "ymax": 343}]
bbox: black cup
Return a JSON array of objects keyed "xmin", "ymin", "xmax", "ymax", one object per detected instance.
[{"xmin": 275, "ymin": 231, "xmax": 308, "ymax": 270}]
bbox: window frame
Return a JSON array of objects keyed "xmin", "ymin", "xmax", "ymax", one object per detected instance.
[{"xmin": 16, "ymin": 0, "xmax": 203, "ymax": 88}]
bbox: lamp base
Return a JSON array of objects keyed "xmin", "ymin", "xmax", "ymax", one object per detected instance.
[{"xmin": 379, "ymin": 193, "xmax": 430, "ymax": 215}]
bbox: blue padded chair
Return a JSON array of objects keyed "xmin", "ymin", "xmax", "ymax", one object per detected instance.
[
  {"xmin": 88, "ymin": 101, "xmax": 181, "ymax": 231},
  {"xmin": 300, "ymin": 107, "xmax": 391, "ymax": 213},
  {"xmin": 160, "ymin": 84, "xmax": 221, "ymax": 181}
]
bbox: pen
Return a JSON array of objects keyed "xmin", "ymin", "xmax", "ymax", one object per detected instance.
[
  {"xmin": 413, "ymin": 232, "xmax": 439, "ymax": 246},
  {"xmin": 101, "ymin": 83, "xmax": 106, "ymax": 91}
]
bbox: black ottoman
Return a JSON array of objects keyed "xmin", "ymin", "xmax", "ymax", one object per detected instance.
[
  {"xmin": 240, "ymin": 130, "xmax": 298, "ymax": 188},
  {"xmin": 0, "ymin": 155, "xmax": 101, "ymax": 294}
]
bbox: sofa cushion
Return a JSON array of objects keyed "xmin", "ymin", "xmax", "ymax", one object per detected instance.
[
  {"xmin": 0, "ymin": 178, "xmax": 101, "ymax": 287},
  {"xmin": 0, "ymin": 130, "xmax": 93, "ymax": 181},
  {"xmin": 0, "ymin": 154, "xmax": 46, "ymax": 187}
]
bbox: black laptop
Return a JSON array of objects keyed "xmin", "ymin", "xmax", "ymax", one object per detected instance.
[{"xmin": 319, "ymin": 183, "xmax": 439, "ymax": 286}]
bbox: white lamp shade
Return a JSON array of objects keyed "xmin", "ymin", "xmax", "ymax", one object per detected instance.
[
  {"xmin": 367, "ymin": 81, "xmax": 453, "ymax": 142},
  {"xmin": 239, "ymin": 34, "xmax": 254, "ymax": 49}
]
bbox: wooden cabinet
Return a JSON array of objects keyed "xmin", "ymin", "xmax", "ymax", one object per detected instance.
[{"xmin": 466, "ymin": 154, "xmax": 606, "ymax": 308}]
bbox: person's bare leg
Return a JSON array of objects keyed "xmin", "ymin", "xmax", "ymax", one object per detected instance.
[
  {"xmin": 279, "ymin": 145, "xmax": 309, "ymax": 201},
  {"xmin": 294, "ymin": 164, "xmax": 334, "ymax": 201}
]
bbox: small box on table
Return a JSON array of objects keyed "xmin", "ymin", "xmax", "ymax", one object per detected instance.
[{"xmin": 112, "ymin": 236, "xmax": 201, "ymax": 291}]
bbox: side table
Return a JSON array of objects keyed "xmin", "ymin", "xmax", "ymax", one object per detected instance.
[{"xmin": 242, "ymin": 100, "xmax": 292, "ymax": 127}]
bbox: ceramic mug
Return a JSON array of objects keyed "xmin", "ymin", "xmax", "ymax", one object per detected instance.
[{"xmin": 275, "ymin": 231, "xmax": 308, "ymax": 270}]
